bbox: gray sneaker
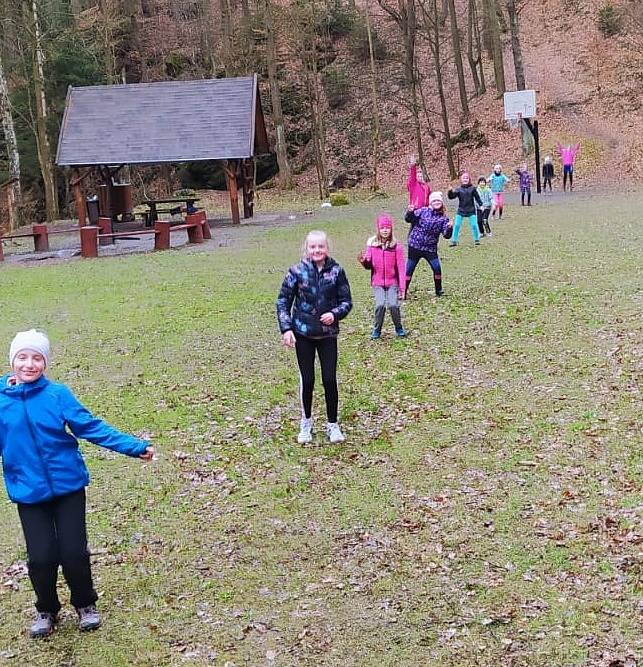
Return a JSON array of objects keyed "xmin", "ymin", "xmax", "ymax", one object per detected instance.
[
  {"xmin": 30, "ymin": 612, "xmax": 56, "ymax": 638},
  {"xmin": 77, "ymin": 605, "xmax": 101, "ymax": 631}
]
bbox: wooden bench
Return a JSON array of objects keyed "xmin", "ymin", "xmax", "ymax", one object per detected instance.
[
  {"xmin": 80, "ymin": 213, "xmax": 210, "ymax": 258},
  {"xmin": 0, "ymin": 224, "xmax": 82, "ymax": 261}
]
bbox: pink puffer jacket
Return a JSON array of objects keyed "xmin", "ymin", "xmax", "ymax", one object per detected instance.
[
  {"xmin": 556, "ymin": 143, "xmax": 580, "ymax": 166},
  {"xmin": 362, "ymin": 241, "xmax": 406, "ymax": 296},
  {"xmin": 407, "ymin": 164, "xmax": 431, "ymax": 209}
]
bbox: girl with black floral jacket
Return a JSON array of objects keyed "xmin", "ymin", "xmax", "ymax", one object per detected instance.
[{"xmin": 276, "ymin": 231, "xmax": 352, "ymax": 445}]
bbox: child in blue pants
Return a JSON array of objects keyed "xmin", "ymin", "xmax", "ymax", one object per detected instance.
[{"xmin": 447, "ymin": 172, "xmax": 483, "ymax": 246}]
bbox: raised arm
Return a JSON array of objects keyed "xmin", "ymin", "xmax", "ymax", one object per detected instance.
[
  {"xmin": 407, "ymin": 163, "xmax": 418, "ymax": 193},
  {"xmin": 60, "ymin": 386, "xmax": 149, "ymax": 457}
]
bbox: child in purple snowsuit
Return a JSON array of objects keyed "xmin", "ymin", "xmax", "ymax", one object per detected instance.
[{"xmin": 515, "ymin": 165, "xmax": 533, "ymax": 206}]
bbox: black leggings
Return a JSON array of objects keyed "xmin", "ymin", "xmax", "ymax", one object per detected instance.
[
  {"xmin": 477, "ymin": 208, "xmax": 491, "ymax": 234},
  {"xmin": 17, "ymin": 488, "xmax": 97, "ymax": 613},
  {"xmin": 543, "ymin": 176, "xmax": 552, "ymax": 191},
  {"xmin": 295, "ymin": 335, "xmax": 338, "ymax": 422}
]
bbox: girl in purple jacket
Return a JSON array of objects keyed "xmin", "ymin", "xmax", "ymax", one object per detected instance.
[
  {"xmin": 515, "ymin": 164, "xmax": 533, "ymax": 206},
  {"xmin": 404, "ymin": 191, "xmax": 453, "ymax": 297},
  {"xmin": 359, "ymin": 214, "xmax": 406, "ymax": 340}
]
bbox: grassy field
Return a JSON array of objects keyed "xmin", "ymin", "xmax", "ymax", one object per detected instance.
[{"xmin": 0, "ymin": 192, "xmax": 641, "ymax": 667}]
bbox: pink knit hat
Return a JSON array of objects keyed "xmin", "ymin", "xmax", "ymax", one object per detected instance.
[{"xmin": 376, "ymin": 214, "xmax": 393, "ymax": 230}]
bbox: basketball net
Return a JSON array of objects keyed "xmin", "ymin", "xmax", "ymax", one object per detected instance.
[{"xmin": 507, "ymin": 112, "xmax": 522, "ymax": 130}]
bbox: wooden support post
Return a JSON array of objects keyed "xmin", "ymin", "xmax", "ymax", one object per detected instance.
[
  {"xmin": 72, "ymin": 179, "xmax": 87, "ymax": 226},
  {"xmin": 154, "ymin": 220, "xmax": 171, "ymax": 251},
  {"xmin": 0, "ymin": 237, "xmax": 4, "ymax": 262},
  {"xmin": 187, "ymin": 221, "xmax": 204, "ymax": 244},
  {"xmin": 80, "ymin": 226, "xmax": 99, "ymax": 258},
  {"xmin": 241, "ymin": 158, "xmax": 255, "ymax": 219},
  {"xmin": 198, "ymin": 211, "xmax": 211, "ymax": 240},
  {"xmin": 32, "ymin": 224, "xmax": 49, "ymax": 252},
  {"xmin": 97, "ymin": 216, "xmax": 114, "ymax": 245},
  {"xmin": 224, "ymin": 160, "xmax": 240, "ymax": 225}
]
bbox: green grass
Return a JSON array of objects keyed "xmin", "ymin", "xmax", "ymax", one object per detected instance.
[{"xmin": 0, "ymin": 192, "xmax": 641, "ymax": 666}]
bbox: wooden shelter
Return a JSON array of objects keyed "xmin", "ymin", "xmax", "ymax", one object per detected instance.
[{"xmin": 56, "ymin": 75, "xmax": 270, "ymax": 225}]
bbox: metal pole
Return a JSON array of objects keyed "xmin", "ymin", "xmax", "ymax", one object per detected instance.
[{"xmin": 533, "ymin": 120, "xmax": 541, "ymax": 194}]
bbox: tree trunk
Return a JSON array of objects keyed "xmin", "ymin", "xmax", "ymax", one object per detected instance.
[
  {"xmin": 473, "ymin": 0, "xmax": 486, "ymax": 93},
  {"xmin": 264, "ymin": 0, "xmax": 294, "ymax": 189},
  {"xmin": 485, "ymin": 0, "xmax": 505, "ymax": 94},
  {"xmin": 467, "ymin": 0, "xmax": 481, "ymax": 95},
  {"xmin": 506, "ymin": 0, "xmax": 525, "ymax": 89},
  {"xmin": 447, "ymin": 0, "xmax": 469, "ymax": 116},
  {"xmin": 219, "ymin": 0, "xmax": 233, "ymax": 74},
  {"xmin": 365, "ymin": 3, "xmax": 381, "ymax": 191},
  {"xmin": 425, "ymin": 0, "xmax": 456, "ymax": 178},
  {"xmin": 24, "ymin": 0, "xmax": 59, "ymax": 221},
  {"xmin": 0, "ymin": 52, "xmax": 21, "ymax": 230}
]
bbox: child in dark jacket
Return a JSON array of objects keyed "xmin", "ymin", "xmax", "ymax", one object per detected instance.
[
  {"xmin": 515, "ymin": 164, "xmax": 533, "ymax": 206},
  {"xmin": 359, "ymin": 214, "xmax": 407, "ymax": 339},
  {"xmin": 276, "ymin": 231, "xmax": 353, "ymax": 445},
  {"xmin": 447, "ymin": 172, "xmax": 483, "ymax": 246},
  {"xmin": 542, "ymin": 156, "xmax": 555, "ymax": 193},
  {"xmin": 0, "ymin": 330, "xmax": 154, "ymax": 638},
  {"xmin": 404, "ymin": 191, "xmax": 453, "ymax": 296}
]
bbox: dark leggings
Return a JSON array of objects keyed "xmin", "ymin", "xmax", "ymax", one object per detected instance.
[
  {"xmin": 295, "ymin": 335, "xmax": 338, "ymax": 422},
  {"xmin": 543, "ymin": 176, "xmax": 552, "ymax": 192},
  {"xmin": 521, "ymin": 188, "xmax": 532, "ymax": 206},
  {"xmin": 477, "ymin": 208, "xmax": 491, "ymax": 234},
  {"xmin": 17, "ymin": 488, "xmax": 97, "ymax": 614},
  {"xmin": 563, "ymin": 165, "xmax": 573, "ymax": 190},
  {"xmin": 405, "ymin": 246, "xmax": 442, "ymax": 293}
]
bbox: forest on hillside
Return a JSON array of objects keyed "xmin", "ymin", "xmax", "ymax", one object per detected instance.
[{"xmin": 0, "ymin": 0, "xmax": 641, "ymax": 227}]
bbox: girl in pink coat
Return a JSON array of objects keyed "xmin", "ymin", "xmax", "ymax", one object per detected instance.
[
  {"xmin": 556, "ymin": 142, "xmax": 580, "ymax": 191},
  {"xmin": 407, "ymin": 156, "xmax": 431, "ymax": 209},
  {"xmin": 359, "ymin": 214, "xmax": 407, "ymax": 340}
]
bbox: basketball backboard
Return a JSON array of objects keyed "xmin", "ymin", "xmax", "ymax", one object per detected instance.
[{"xmin": 504, "ymin": 90, "xmax": 536, "ymax": 120}]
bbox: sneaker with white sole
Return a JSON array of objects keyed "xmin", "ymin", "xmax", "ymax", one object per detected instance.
[
  {"xmin": 326, "ymin": 422, "xmax": 345, "ymax": 443},
  {"xmin": 297, "ymin": 417, "xmax": 313, "ymax": 444},
  {"xmin": 30, "ymin": 612, "xmax": 56, "ymax": 638},
  {"xmin": 77, "ymin": 605, "xmax": 101, "ymax": 632}
]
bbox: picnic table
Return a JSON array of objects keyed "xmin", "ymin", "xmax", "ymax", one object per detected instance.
[{"xmin": 141, "ymin": 197, "xmax": 200, "ymax": 226}]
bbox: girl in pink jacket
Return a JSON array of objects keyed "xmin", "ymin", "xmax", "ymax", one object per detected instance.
[
  {"xmin": 359, "ymin": 214, "xmax": 407, "ymax": 340},
  {"xmin": 556, "ymin": 142, "xmax": 580, "ymax": 191},
  {"xmin": 407, "ymin": 156, "xmax": 431, "ymax": 209}
]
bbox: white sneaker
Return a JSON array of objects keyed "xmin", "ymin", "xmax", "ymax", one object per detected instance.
[
  {"xmin": 297, "ymin": 418, "xmax": 313, "ymax": 443},
  {"xmin": 326, "ymin": 422, "xmax": 345, "ymax": 443}
]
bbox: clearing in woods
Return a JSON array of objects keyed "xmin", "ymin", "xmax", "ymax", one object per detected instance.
[{"xmin": 0, "ymin": 191, "xmax": 641, "ymax": 666}]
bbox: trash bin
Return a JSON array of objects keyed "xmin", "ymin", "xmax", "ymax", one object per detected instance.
[{"xmin": 86, "ymin": 196, "xmax": 99, "ymax": 225}]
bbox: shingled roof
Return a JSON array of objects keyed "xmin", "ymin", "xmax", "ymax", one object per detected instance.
[{"xmin": 56, "ymin": 75, "xmax": 270, "ymax": 167}]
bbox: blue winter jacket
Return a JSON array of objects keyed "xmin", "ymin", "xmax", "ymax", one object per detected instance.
[
  {"xmin": 0, "ymin": 374, "xmax": 149, "ymax": 505},
  {"xmin": 276, "ymin": 257, "xmax": 353, "ymax": 338}
]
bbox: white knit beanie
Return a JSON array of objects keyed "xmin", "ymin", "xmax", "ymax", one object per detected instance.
[{"xmin": 9, "ymin": 330, "xmax": 51, "ymax": 368}]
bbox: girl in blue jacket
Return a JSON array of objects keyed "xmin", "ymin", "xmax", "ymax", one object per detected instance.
[
  {"xmin": 276, "ymin": 231, "xmax": 353, "ymax": 445},
  {"xmin": 0, "ymin": 330, "xmax": 154, "ymax": 638}
]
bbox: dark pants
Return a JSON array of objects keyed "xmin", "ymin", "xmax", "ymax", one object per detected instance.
[
  {"xmin": 295, "ymin": 335, "xmax": 338, "ymax": 422},
  {"xmin": 521, "ymin": 188, "xmax": 532, "ymax": 206},
  {"xmin": 406, "ymin": 246, "xmax": 443, "ymax": 294},
  {"xmin": 17, "ymin": 488, "xmax": 97, "ymax": 614},
  {"xmin": 477, "ymin": 208, "xmax": 491, "ymax": 234},
  {"xmin": 563, "ymin": 165, "xmax": 573, "ymax": 190},
  {"xmin": 543, "ymin": 176, "xmax": 553, "ymax": 191}
]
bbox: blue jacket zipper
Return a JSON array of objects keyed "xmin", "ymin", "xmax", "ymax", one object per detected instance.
[{"xmin": 21, "ymin": 388, "xmax": 55, "ymax": 498}]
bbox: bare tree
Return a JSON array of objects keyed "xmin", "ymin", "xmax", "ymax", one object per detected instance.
[
  {"xmin": 0, "ymin": 51, "xmax": 21, "ymax": 230},
  {"xmin": 365, "ymin": 2, "xmax": 381, "ymax": 191},
  {"xmin": 467, "ymin": 0, "xmax": 486, "ymax": 95},
  {"xmin": 418, "ymin": 0, "xmax": 456, "ymax": 178},
  {"xmin": 378, "ymin": 0, "xmax": 427, "ymax": 178},
  {"xmin": 505, "ymin": 0, "xmax": 525, "ymax": 89},
  {"xmin": 446, "ymin": 0, "xmax": 469, "ymax": 116},
  {"xmin": 22, "ymin": 0, "xmax": 58, "ymax": 221},
  {"xmin": 483, "ymin": 0, "xmax": 505, "ymax": 94},
  {"xmin": 263, "ymin": 0, "xmax": 294, "ymax": 189}
]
